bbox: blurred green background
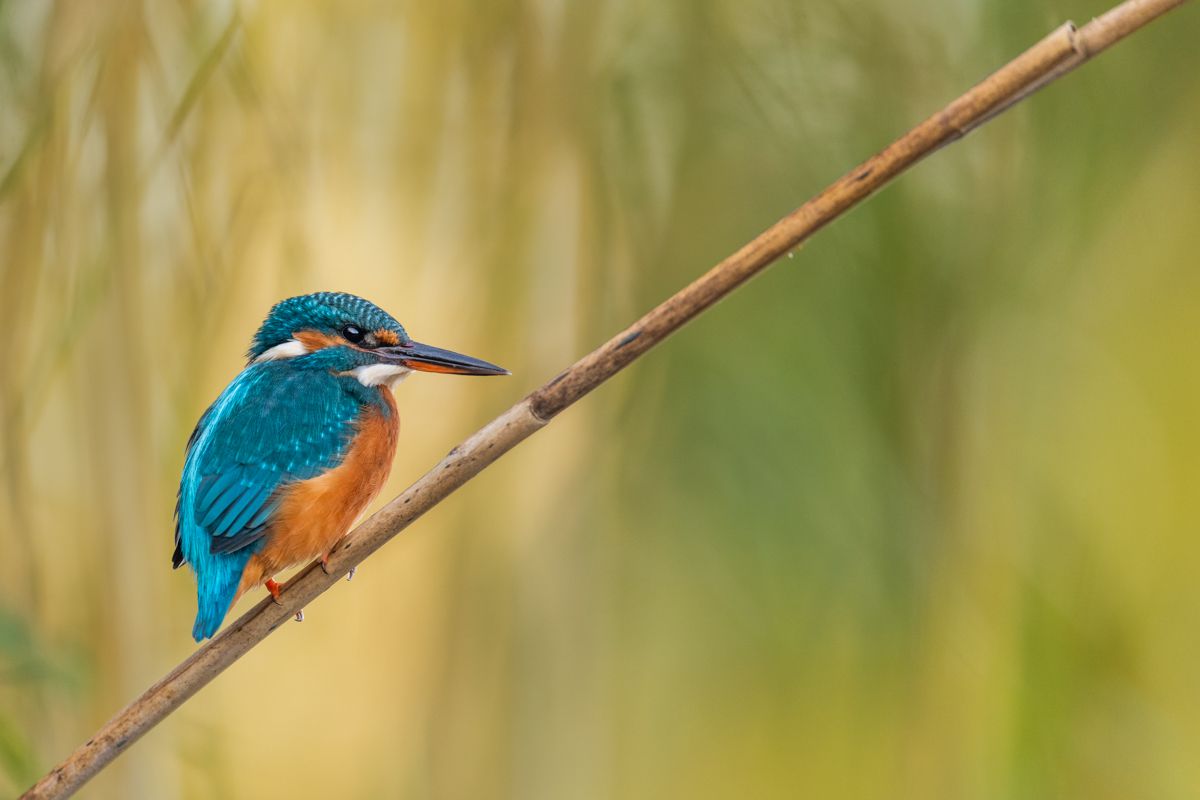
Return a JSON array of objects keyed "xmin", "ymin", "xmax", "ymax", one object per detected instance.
[{"xmin": 2, "ymin": 0, "xmax": 1199, "ymax": 798}]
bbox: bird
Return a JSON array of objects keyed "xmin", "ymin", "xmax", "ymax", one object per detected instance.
[{"xmin": 173, "ymin": 291, "xmax": 508, "ymax": 641}]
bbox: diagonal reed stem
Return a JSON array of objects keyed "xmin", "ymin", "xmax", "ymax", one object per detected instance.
[{"xmin": 22, "ymin": 0, "xmax": 1191, "ymax": 796}]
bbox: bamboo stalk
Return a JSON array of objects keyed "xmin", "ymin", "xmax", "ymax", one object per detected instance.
[{"xmin": 22, "ymin": 0, "xmax": 1191, "ymax": 796}]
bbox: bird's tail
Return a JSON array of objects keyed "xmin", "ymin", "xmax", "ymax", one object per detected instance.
[{"xmin": 192, "ymin": 552, "xmax": 250, "ymax": 642}]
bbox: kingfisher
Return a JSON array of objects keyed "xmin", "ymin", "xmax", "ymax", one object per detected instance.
[{"xmin": 173, "ymin": 291, "xmax": 507, "ymax": 641}]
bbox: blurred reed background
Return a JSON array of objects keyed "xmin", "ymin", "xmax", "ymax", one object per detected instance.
[{"xmin": 2, "ymin": 0, "xmax": 1199, "ymax": 798}]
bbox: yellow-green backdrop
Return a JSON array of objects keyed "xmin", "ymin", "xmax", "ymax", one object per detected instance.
[{"xmin": 2, "ymin": 1, "xmax": 1199, "ymax": 798}]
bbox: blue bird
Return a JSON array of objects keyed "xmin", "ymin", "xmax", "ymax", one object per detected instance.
[{"xmin": 174, "ymin": 292, "xmax": 507, "ymax": 641}]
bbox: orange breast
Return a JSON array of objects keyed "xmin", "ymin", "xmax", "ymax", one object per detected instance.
[{"xmin": 236, "ymin": 392, "xmax": 399, "ymax": 596}]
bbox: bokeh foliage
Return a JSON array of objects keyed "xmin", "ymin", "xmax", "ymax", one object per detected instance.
[{"xmin": 2, "ymin": 1, "xmax": 1199, "ymax": 798}]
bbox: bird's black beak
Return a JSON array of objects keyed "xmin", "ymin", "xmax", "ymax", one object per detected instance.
[{"xmin": 378, "ymin": 341, "xmax": 509, "ymax": 376}]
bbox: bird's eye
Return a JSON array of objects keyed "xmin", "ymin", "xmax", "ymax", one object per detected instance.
[{"xmin": 342, "ymin": 325, "xmax": 365, "ymax": 344}]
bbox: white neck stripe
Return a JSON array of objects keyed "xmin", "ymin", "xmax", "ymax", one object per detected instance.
[
  {"xmin": 351, "ymin": 364, "xmax": 411, "ymax": 388},
  {"xmin": 254, "ymin": 339, "xmax": 309, "ymax": 363}
]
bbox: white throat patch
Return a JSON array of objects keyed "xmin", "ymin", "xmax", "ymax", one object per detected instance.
[
  {"xmin": 351, "ymin": 364, "xmax": 412, "ymax": 388},
  {"xmin": 254, "ymin": 339, "xmax": 309, "ymax": 363}
]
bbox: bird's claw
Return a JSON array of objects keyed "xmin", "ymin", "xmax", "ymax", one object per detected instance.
[
  {"xmin": 294, "ymin": 609, "xmax": 304, "ymax": 623},
  {"xmin": 265, "ymin": 579, "xmax": 283, "ymax": 606},
  {"xmin": 320, "ymin": 554, "xmax": 356, "ymax": 582}
]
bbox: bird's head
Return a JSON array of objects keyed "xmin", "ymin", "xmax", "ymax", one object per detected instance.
[{"xmin": 248, "ymin": 291, "xmax": 508, "ymax": 387}]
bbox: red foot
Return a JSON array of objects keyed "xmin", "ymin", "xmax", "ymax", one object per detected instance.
[{"xmin": 265, "ymin": 579, "xmax": 282, "ymax": 604}]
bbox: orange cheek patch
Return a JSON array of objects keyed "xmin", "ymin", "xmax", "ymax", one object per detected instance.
[
  {"xmin": 373, "ymin": 329, "xmax": 401, "ymax": 346},
  {"xmin": 294, "ymin": 330, "xmax": 345, "ymax": 350}
]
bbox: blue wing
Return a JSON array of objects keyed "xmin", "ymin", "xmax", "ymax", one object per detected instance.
[
  {"xmin": 176, "ymin": 362, "xmax": 364, "ymax": 640},
  {"xmin": 174, "ymin": 363, "xmax": 362, "ymax": 567}
]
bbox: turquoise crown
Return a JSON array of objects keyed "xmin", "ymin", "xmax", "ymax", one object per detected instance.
[{"xmin": 247, "ymin": 292, "xmax": 408, "ymax": 361}]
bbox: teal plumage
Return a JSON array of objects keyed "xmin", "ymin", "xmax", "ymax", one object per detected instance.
[
  {"xmin": 174, "ymin": 292, "xmax": 508, "ymax": 642},
  {"xmin": 176, "ymin": 358, "xmax": 370, "ymax": 640}
]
